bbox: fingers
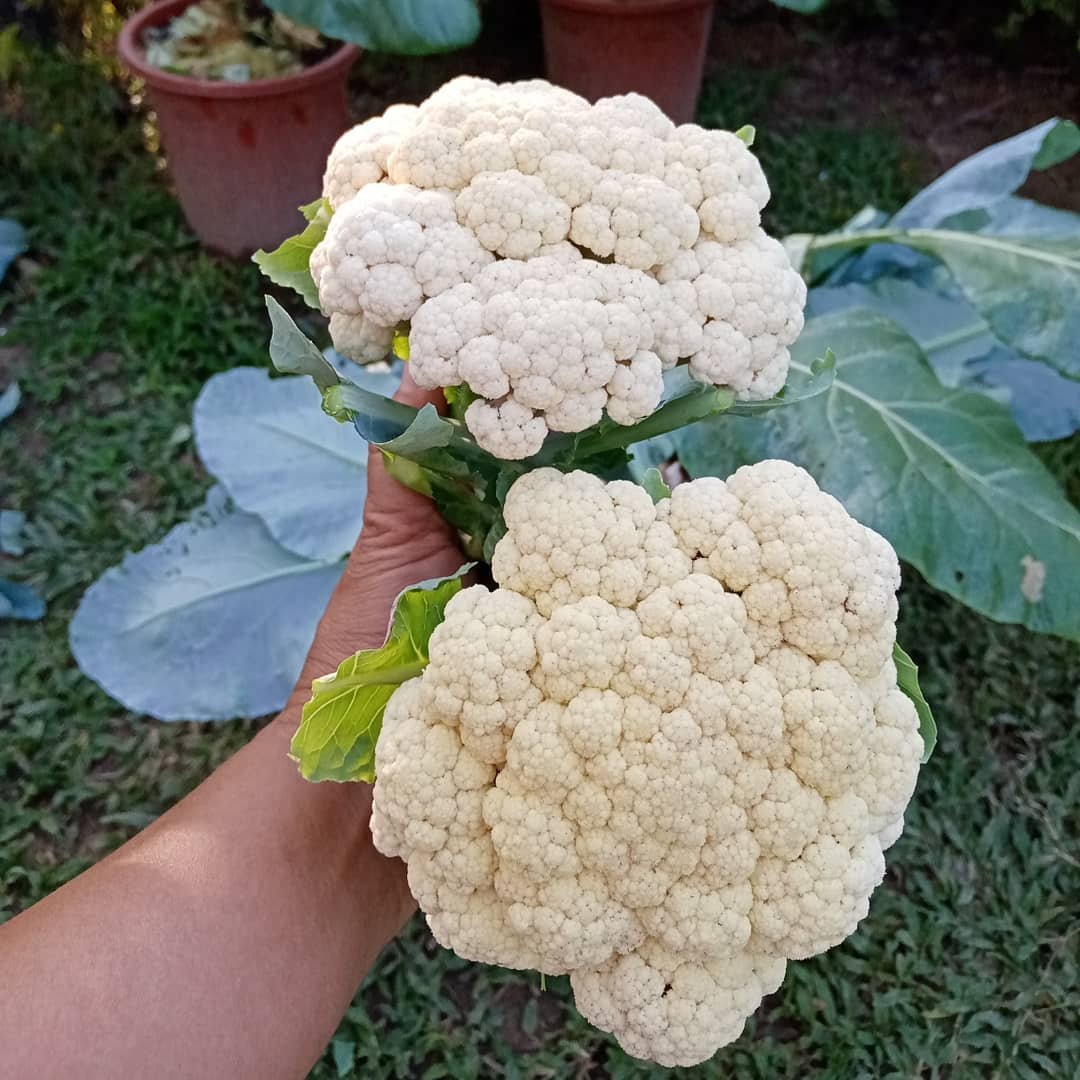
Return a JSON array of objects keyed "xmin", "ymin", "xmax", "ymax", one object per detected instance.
[{"xmin": 359, "ymin": 365, "xmax": 457, "ymax": 541}]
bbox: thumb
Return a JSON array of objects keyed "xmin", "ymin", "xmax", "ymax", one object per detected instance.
[{"xmin": 361, "ymin": 367, "xmax": 454, "ymax": 533}]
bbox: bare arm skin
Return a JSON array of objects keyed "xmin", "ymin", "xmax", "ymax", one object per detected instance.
[{"xmin": 0, "ymin": 377, "xmax": 463, "ymax": 1080}]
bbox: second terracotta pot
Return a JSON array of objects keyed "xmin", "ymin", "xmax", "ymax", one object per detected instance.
[
  {"xmin": 118, "ymin": 0, "xmax": 359, "ymax": 257},
  {"xmin": 539, "ymin": 0, "xmax": 715, "ymax": 124}
]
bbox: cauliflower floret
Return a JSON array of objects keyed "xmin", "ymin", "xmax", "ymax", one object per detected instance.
[
  {"xmin": 321, "ymin": 104, "xmax": 419, "ymax": 210},
  {"xmin": 571, "ymin": 941, "xmax": 786, "ymax": 1069},
  {"xmin": 462, "ymin": 397, "xmax": 548, "ymax": 460},
  {"xmin": 492, "ymin": 468, "xmax": 656, "ymax": 616},
  {"xmin": 456, "ymin": 170, "xmax": 571, "ymax": 258},
  {"xmin": 688, "ymin": 235, "xmax": 806, "ymax": 400},
  {"xmin": 605, "ymin": 349, "xmax": 664, "ymax": 426},
  {"xmin": 308, "ymin": 76, "xmax": 806, "ymax": 455},
  {"xmin": 537, "ymin": 150, "xmax": 602, "ymax": 208},
  {"xmin": 408, "ymin": 258, "xmax": 662, "ymax": 457},
  {"xmin": 570, "ymin": 171, "xmax": 699, "ymax": 269},
  {"xmin": 372, "ymin": 462, "xmax": 925, "ymax": 1069},
  {"xmin": 326, "ymin": 312, "xmax": 394, "ymax": 364},
  {"xmin": 420, "ymin": 587, "xmax": 544, "ymax": 765},
  {"xmin": 312, "ymin": 184, "xmax": 492, "ymax": 328}
]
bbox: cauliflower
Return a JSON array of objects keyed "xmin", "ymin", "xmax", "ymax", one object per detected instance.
[
  {"xmin": 312, "ymin": 77, "xmax": 806, "ymax": 458},
  {"xmin": 370, "ymin": 461, "xmax": 924, "ymax": 1067}
]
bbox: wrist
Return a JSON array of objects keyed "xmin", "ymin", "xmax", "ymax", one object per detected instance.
[{"xmin": 262, "ymin": 714, "xmax": 417, "ymax": 929}]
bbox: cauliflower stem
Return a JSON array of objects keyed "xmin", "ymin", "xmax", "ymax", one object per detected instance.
[{"xmin": 268, "ymin": 294, "xmax": 835, "ymax": 560}]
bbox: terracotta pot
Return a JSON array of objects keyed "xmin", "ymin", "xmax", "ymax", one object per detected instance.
[
  {"xmin": 118, "ymin": 0, "xmax": 359, "ymax": 257},
  {"xmin": 539, "ymin": 0, "xmax": 714, "ymax": 124}
]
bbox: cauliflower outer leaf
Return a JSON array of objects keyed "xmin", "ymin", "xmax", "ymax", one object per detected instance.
[
  {"xmin": 893, "ymin": 642, "xmax": 936, "ymax": 762},
  {"xmin": 252, "ymin": 199, "xmax": 332, "ymax": 310},
  {"xmin": 291, "ymin": 567, "xmax": 470, "ymax": 782},
  {"xmin": 367, "ymin": 460, "xmax": 926, "ymax": 1068}
]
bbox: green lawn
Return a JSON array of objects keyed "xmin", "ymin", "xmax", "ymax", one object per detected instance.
[{"xmin": 2, "ymin": 45, "xmax": 1078, "ymax": 1080}]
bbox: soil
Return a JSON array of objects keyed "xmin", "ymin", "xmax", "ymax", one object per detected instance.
[
  {"xmin": 0, "ymin": 345, "xmax": 29, "ymax": 387},
  {"xmin": 704, "ymin": 11, "xmax": 1080, "ymax": 212},
  {"xmin": 345, "ymin": 3, "xmax": 1079, "ymax": 212}
]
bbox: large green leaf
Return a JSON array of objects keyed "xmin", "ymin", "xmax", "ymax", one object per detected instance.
[
  {"xmin": 803, "ymin": 226, "xmax": 1080, "ymax": 380},
  {"xmin": 901, "ymin": 228, "xmax": 1080, "ymax": 381},
  {"xmin": 807, "ymin": 274, "xmax": 1080, "ymax": 442},
  {"xmin": 70, "ymin": 487, "xmax": 345, "ymax": 720},
  {"xmin": 291, "ymin": 567, "xmax": 470, "ymax": 782},
  {"xmin": 252, "ymin": 199, "xmax": 330, "ymax": 309},
  {"xmin": 677, "ymin": 311, "xmax": 1080, "ymax": 641},
  {"xmin": 194, "ymin": 367, "xmax": 368, "ymax": 561},
  {"xmin": 263, "ymin": 0, "xmax": 480, "ymax": 55},
  {"xmin": 793, "ymin": 120, "xmax": 1080, "ymax": 382},
  {"xmin": 891, "ymin": 118, "xmax": 1080, "ymax": 229}
]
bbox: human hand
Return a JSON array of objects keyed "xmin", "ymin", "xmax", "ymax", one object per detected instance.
[{"xmin": 287, "ymin": 371, "xmax": 464, "ymax": 711}]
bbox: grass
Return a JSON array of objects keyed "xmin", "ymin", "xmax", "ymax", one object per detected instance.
[
  {"xmin": 2, "ymin": 42, "xmax": 1079, "ymax": 1080},
  {"xmin": 694, "ymin": 70, "xmax": 918, "ymax": 237}
]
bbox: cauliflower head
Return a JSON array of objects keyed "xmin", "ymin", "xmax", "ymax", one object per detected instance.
[
  {"xmin": 371, "ymin": 461, "xmax": 924, "ymax": 1067},
  {"xmin": 313, "ymin": 77, "xmax": 806, "ymax": 459}
]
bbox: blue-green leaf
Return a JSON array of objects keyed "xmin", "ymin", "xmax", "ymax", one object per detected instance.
[
  {"xmin": 331, "ymin": 1039, "xmax": 356, "ymax": 1079},
  {"xmin": 323, "ymin": 378, "xmax": 420, "ymax": 442},
  {"xmin": 898, "ymin": 227, "xmax": 1080, "ymax": 380},
  {"xmin": 70, "ymin": 487, "xmax": 344, "ymax": 721},
  {"xmin": 194, "ymin": 367, "xmax": 368, "ymax": 561},
  {"xmin": 808, "ymin": 278, "xmax": 1080, "ymax": 441},
  {"xmin": 0, "ymin": 218, "xmax": 26, "ymax": 284},
  {"xmin": 0, "ymin": 509, "xmax": 27, "ymax": 556},
  {"xmin": 263, "ymin": 0, "xmax": 480, "ymax": 55},
  {"xmin": 265, "ymin": 295, "xmax": 340, "ymax": 392},
  {"xmin": 0, "ymin": 578, "xmax": 44, "ymax": 621},
  {"xmin": 378, "ymin": 402, "xmax": 455, "ymax": 457},
  {"xmin": 0, "ymin": 381, "xmax": 20, "ymax": 423},
  {"xmin": 893, "ymin": 118, "xmax": 1080, "ymax": 229},
  {"xmin": 963, "ymin": 353, "xmax": 1080, "ymax": 442},
  {"xmin": 769, "ymin": 0, "xmax": 828, "ymax": 12}
]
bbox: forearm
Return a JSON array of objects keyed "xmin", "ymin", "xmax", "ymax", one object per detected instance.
[
  {"xmin": 0, "ymin": 714, "xmax": 412, "ymax": 1080},
  {"xmin": 0, "ymin": 404, "xmax": 461, "ymax": 1080}
]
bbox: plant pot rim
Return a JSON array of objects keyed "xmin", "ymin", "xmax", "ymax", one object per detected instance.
[
  {"xmin": 117, "ymin": 0, "xmax": 360, "ymax": 99},
  {"xmin": 539, "ymin": 0, "xmax": 713, "ymax": 14}
]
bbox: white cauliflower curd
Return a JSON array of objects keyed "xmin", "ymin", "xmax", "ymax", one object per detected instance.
[
  {"xmin": 370, "ymin": 461, "xmax": 924, "ymax": 1067},
  {"xmin": 312, "ymin": 77, "xmax": 807, "ymax": 459}
]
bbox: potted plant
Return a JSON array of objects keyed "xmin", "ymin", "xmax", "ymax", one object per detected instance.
[
  {"xmin": 537, "ymin": 0, "xmax": 717, "ymax": 124},
  {"xmin": 537, "ymin": 0, "xmax": 827, "ymax": 124},
  {"xmin": 117, "ymin": 0, "xmax": 480, "ymax": 256}
]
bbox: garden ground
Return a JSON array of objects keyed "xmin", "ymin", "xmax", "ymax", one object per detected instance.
[{"xmin": 1, "ymin": 8, "xmax": 1078, "ymax": 1077}]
